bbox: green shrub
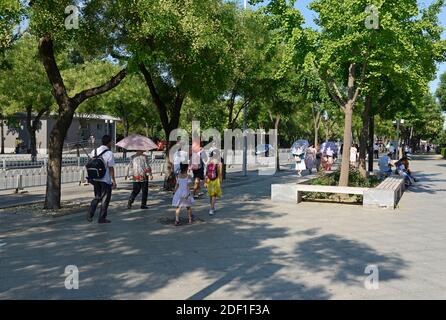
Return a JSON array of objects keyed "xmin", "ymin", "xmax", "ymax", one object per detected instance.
[
  {"xmin": 441, "ymin": 148, "xmax": 446, "ymax": 159},
  {"xmin": 308, "ymin": 169, "xmax": 381, "ymax": 188},
  {"xmin": 305, "ymin": 170, "xmax": 382, "ymax": 202}
]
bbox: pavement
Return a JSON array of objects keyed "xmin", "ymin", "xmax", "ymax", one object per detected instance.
[{"xmin": 0, "ymin": 155, "xmax": 446, "ymax": 299}]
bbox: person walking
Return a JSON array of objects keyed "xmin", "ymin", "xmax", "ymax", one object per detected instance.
[
  {"xmin": 191, "ymin": 144, "xmax": 208, "ymax": 199},
  {"xmin": 172, "ymin": 163, "xmax": 194, "ymax": 226},
  {"xmin": 305, "ymin": 145, "xmax": 317, "ymax": 174},
  {"xmin": 350, "ymin": 144, "xmax": 358, "ymax": 168},
  {"xmin": 87, "ymin": 135, "xmax": 116, "ymax": 224},
  {"xmin": 126, "ymin": 150, "xmax": 153, "ymax": 210},
  {"xmin": 325, "ymin": 147, "xmax": 334, "ymax": 171},
  {"xmin": 374, "ymin": 143, "xmax": 379, "ymax": 159},
  {"xmin": 205, "ymin": 151, "xmax": 222, "ymax": 215},
  {"xmin": 294, "ymin": 147, "xmax": 306, "ymax": 177}
]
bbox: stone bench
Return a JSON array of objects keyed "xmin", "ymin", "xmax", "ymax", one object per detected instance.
[
  {"xmin": 271, "ymin": 183, "xmax": 368, "ymax": 204},
  {"xmin": 363, "ymin": 176, "xmax": 405, "ymax": 209},
  {"xmin": 271, "ymin": 176, "xmax": 405, "ymax": 209}
]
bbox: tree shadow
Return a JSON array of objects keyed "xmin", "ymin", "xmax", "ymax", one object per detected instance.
[
  {"xmin": 293, "ymin": 234, "xmax": 407, "ymax": 286},
  {"xmin": 0, "ymin": 170, "xmax": 408, "ymax": 300}
]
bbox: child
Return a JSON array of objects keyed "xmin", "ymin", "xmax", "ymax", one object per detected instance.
[
  {"xmin": 125, "ymin": 150, "xmax": 153, "ymax": 209},
  {"xmin": 205, "ymin": 151, "xmax": 222, "ymax": 215},
  {"xmin": 172, "ymin": 163, "xmax": 194, "ymax": 226}
]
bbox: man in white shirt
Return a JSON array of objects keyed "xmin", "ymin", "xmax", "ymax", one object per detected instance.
[{"xmin": 87, "ymin": 135, "xmax": 116, "ymax": 224}]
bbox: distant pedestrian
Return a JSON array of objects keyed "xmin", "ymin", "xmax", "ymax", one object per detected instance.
[
  {"xmin": 191, "ymin": 145, "xmax": 208, "ymax": 199},
  {"xmin": 206, "ymin": 151, "xmax": 222, "ymax": 215},
  {"xmin": 350, "ymin": 144, "xmax": 358, "ymax": 168},
  {"xmin": 126, "ymin": 151, "xmax": 153, "ymax": 210},
  {"xmin": 305, "ymin": 145, "xmax": 317, "ymax": 174},
  {"xmin": 374, "ymin": 143, "xmax": 379, "ymax": 159},
  {"xmin": 87, "ymin": 135, "xmax": 116, "ymax": 224},
  {"xmin": 325, "ymin": 147, "xmax": 334, "ymax": 171},
  {"xmin": 89, "ymin": 134, "xmax": 95, "ymax": 148},
  {"xmin": 293, "ymin": 147, "xmax": 306, "ymax": 176},
  {"xmin": 172, "ymin": 163, "xmax": 194, "ymax": 226}
]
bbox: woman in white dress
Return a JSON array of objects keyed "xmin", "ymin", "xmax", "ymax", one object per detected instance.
[
  {"xmin": 172, "ymin": 163, "xmax": 194, "ymax": 226},
  {"xmin": 294, "ymin": 147, "xmax": 306, "ymax": 176}
]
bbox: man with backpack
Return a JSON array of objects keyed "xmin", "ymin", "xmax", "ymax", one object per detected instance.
[{"xmin": 86, "ymin": 135, "xmax": 116, "ymax": 224}]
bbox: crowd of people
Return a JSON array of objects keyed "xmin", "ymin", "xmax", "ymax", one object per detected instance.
[
  {"xmin": 85, "ymin": 134, "xmax": 424, "ymax": 225},
  {"xmin": 293, "ymin": 143, "xmax": 337, "ymax": 176},
  {"xmin": 86, "ymin": 135, "xmax": 223, "ymax": 226},
  {"xmin": 291, "ymin": 138, "xmax": 419, "ymax": 187}
]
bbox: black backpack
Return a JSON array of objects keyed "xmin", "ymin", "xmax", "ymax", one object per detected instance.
[{"xmin": 86, "ymin": 148, "xmax": 110, "ymax": 180}]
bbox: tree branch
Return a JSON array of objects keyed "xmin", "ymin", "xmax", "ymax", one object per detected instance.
[
  {"xmin": 72, "ymin": 68, "xmax": 127, "ymax": 106},
  {"xmin": 139, "ymin": 63, "xmax": 170, "ymax": 131},
  {"xmin": 38, "ymin": 36, "xmax": 70, "ymax": 110}
]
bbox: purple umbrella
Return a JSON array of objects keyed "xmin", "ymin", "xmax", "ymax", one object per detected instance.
[{"xmin": 321, "ymin": 141, "xmax": 338, "ymax": 154}]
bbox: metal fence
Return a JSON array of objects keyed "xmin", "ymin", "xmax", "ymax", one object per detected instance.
[
  {"xmin": 0, "ymin": 159, "xmax": 166, "ymax": 192},
  {"xmin": 0, "ymin": 149, "xmax": 294, "ymax": 192}
]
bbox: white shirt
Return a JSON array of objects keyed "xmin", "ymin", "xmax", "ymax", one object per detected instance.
[
  {"xmin": 350, "ymin": 147, "xmax": 358, "ymax": 162},
  {"xmin": 89, "ymin": 145, "xmax": 115, "ymax": 185},
  {"xmin": 389, "ymin": 145, "xmax": 395, "ymax": 153}
]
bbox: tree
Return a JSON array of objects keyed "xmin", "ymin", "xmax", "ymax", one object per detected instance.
[
  {"xmin": 117, "ymin": 0, "xmax": 239, "ymax": 170},
  {"xmin": 437, "ymin": 72, "xmax": 446, "ymax": 111},
  {"xmin": 0, "ymin": 0, "xmax": 22, "ymax": 53},
  {"xmin": 256, "ymin": 0, "xmax": 445, "ymax": 183},
  {"xmin": 28, "ymin": 0, "xmax": 127, "ymax": 209},
  {"xmin": 0, "ymin": 34, "xmax": 54, "ymax": 161}
]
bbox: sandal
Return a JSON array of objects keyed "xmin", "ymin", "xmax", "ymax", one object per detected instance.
[
  {"xmin": 189, "ymin": 215, "xmax": 195, "ymax": 223},
  {"xmin": 175, "ymin": 220, "xmax": 181, "ymax": 226}
]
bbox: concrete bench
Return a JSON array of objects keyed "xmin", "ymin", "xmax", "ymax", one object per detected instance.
[
  {"xmin": 271, "ymin": 175, "xmax": 405, "ymax": 209},
  {"xmin": 363, "ymin": 176, "xmax": 405, "ymax": 209},
  {"xmin": 271, "ymin": 183, "xmax": 368, "ymax": 204}
]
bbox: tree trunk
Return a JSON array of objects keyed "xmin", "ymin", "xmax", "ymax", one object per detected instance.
[
  {"xmin": 0, "ymin": 115, "xmax": 4, "ymax": 154},
  {"xmin": 139, "ymin": 63, "xmax": 185, "ymax": 177},
  {"xmin": 275, "ymin": 116, "xmax": 281, "ymax": 172},
  {"xmin": 44, "ymin": 109, "xmax": 74, "ymax": 209},
  {"xmin": 339, "ymin": 106, "xmax": 353, "ymax": 187},
  {"xmin": 39, "ymin": 36, "xmax": 127, "ymax": 209},
  {"xmin": 359, "ymin": 95, "xmax": 371, "ymax": 177},
  {"xmin": 312, "ymin": 106, "xmax": 321, "ymax": 147}
]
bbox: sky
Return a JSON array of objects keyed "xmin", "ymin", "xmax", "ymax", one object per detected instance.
[{"xmin": 242, "ymin": 0, "xmax": 446, "ymax": 94}]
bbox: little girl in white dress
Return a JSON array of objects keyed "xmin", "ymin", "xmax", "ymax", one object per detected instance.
[{"xmin": 172, "ymin": 163, "xmax": 194, "ymax": 226}]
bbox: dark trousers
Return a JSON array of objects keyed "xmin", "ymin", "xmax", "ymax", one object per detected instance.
[
  {"xmin": 88, "ymin": 181, "xmax": 112, "ymax": 220},
  {"xmin": 129, "ymin": 181, "xmax": 148, "ymax": 207}
]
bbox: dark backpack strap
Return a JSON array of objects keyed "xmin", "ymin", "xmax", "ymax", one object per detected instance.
[{"xmin": 97, "ymin": 149, "xmax": 110, "ymax": 158}]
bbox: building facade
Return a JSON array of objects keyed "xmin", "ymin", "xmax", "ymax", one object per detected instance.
[{"xmin": 1, "ymin": 113, "xmax": 119, "ymax": 154}]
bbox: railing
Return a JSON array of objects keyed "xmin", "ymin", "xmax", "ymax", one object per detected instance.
[
  {"xmin": 0, "ymin": 149, "xmax": 294, "ymax": 192},
  {"xmin": 0, "ymin": 159, "xmax": 166, "ymax": 192}
]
